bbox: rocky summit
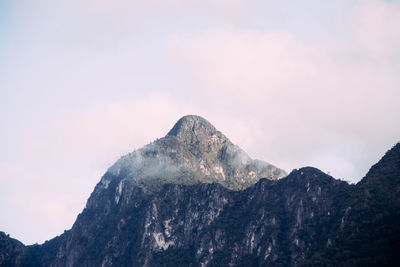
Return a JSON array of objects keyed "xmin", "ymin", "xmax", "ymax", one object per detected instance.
[
  {"xmin": 103, "ymin": 115, "xmax": 286, "ymax": 192},
  {"xmin": 1, "ymin": 116, "xmax": 400, "ymax": 267}
]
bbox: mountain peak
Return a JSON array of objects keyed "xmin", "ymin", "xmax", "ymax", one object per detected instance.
[
  {"xmin": 167, "ymin": 115, "xmax": 222, "ymax": 143},
  {"xmin": 105, "ymin": 115, "xmax": 287, "ymax": 191},
  {"xmin": 360, "ymin": 142, "xmax": 400, "ymax": 189}
]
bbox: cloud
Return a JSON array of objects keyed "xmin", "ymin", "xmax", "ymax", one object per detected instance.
[
  {"xmin": 80, "ymin": 0, "xmax": 254, "ymax": 17},
  {"xmin": 166, "ymin": 0, "xmax": 400, "ymax": 181},
  {"xmin": 344, "ymin": 0, "xmax": 400, "ymax": 56}
]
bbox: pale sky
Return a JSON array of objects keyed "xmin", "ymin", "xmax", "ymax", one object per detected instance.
[{"xmin": 1, "ymin": 0, "xmax": 399, "ymax": 245}]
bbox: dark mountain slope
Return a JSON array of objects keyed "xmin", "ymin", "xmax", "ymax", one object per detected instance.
[
  {"xmin": 305, "ymin": 143, "xmax": 400, "ymax": 266},
  {"xmin": 0, "ymin": 168, "xmax": 352, "ymax": 266},
  {"xmin": 17, "ymin": 167, "xmax": 349, "ymax": 266},
  {"xmin": 0, "ymin": 116, "xmax": 398, "ymax": 266},
  {"xmin": 0, "ymin": 232, "xmax": 26, "ymax": 266}
]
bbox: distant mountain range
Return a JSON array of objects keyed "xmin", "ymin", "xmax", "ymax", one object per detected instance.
[{"xmin": 1, "ymin": 115, "xmax": 399, "ymax": 266}]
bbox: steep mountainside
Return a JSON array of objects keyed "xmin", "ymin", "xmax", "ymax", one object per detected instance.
[
  {"xmin": 1, "ymin": 116, "xmax": 399, "ymax": 266},
  {"xmin": 0, "ymin": 232, "xmax": 26, "ymax": 266},
  {"xmin": 304, "ymin": 143, "xmax": 400, "ymax": 266}
]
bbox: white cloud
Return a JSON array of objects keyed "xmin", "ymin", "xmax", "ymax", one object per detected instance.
[
  {"xmin": 166, "ymin": 1, "xmax": 400, "ymax": 181},
  {"xmin": 344, "ymin": 0, "xmax": 400, "ymax": 57}
]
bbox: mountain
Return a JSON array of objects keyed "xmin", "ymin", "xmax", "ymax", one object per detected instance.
[
  {"xmin": 1, "ymin": 116, "xmax": 399, "ymax": 266},
  {"xmin": 104, "ymin": 115, "xmax": 286, "ymax": 192},
  {"xmin": 303, "ymin": 143, "xmax": 400, "ymax": 266}
]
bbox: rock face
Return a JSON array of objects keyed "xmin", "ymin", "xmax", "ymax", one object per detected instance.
[
  {"xmin": 1, "ymin": 116, "xmax": 400, "ymax": 266},
  {"xmin": 48, "ymin": 167, "xmax": 351, "ymax": 267},
  {"xmin": 0, "ymin": 232, "xmax": 26, "ymax": 266}
]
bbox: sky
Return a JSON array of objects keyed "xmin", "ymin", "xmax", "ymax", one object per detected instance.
[{"xmin": 0, "ymin": 0, "xmax": 399, "ymax": 245}]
